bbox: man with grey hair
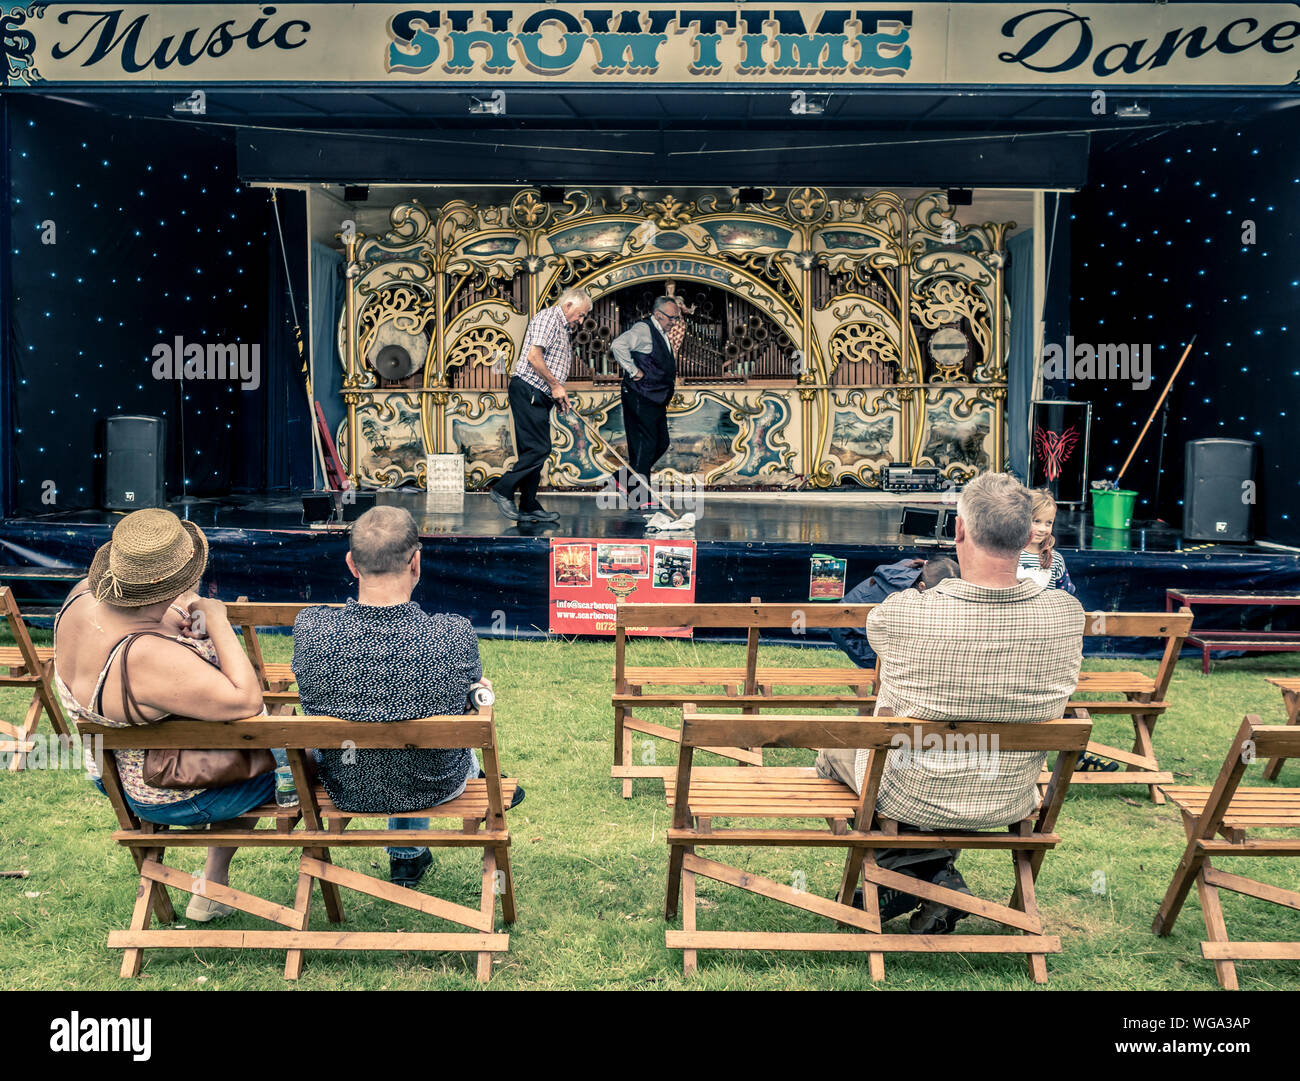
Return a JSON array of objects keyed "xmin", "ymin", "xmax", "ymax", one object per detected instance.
[
  {"xmin": 488, "ymin": 287, "xmax": 593, "ymax": 523},
  {"xmin": 816, "ymin": 472, "xmax": 1083, "ymax": 933},
  {"xmin": 292, "ymin": 505, "xmax": 523, "ymax": 889},
  {"xmin": 609, "ymin": 295, "xmax": 684, "ymax": 509}
]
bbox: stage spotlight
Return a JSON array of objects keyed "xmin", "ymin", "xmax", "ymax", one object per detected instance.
[
  {"xmin": 738, "ymin": 187, "xmax": 765, "ymax": 205},
  {"xmin": 946, "ymin": 188, "xmax": 974, "ymax": 206},
  {"xmin": 539, "ymin": 185, "xmax": 566, "ymax": 203},
  {"xmin": 344, "ymin": 185, "xmax": 370, "ymax": 202},
  {"xmin": 1115, "ymin": 102, "xmax": 1151, "ymax": 119}
]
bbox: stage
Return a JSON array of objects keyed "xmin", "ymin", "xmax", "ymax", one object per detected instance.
[{"xmin": 3, "ymin": 492, "xmax": 1298, "ymax": 657}]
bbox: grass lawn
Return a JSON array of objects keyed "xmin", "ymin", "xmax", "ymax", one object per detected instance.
[{"xmin": 2, "ymin": 627, "xmax": 1299, "ymax": 991}]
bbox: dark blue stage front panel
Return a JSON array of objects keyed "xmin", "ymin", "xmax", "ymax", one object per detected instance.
[{"xmin": 4, "ymin": 521, "xmax": 1300, "ymax": 658}]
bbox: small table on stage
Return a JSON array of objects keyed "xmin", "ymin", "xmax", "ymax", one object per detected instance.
[{"xmin": 1165, "ymin": 589, "xmax": 1300, "ymax": 674}]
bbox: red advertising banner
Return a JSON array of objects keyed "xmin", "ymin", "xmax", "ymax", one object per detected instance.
[{"xmin": 549, "ymin": 537, "xmax": 696, "ymax": 637}]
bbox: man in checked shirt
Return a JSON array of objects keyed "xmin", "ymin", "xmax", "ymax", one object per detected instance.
[
  {"xmin": 816, "ymin": 473, "xmax": 1083, "ymax": 934},
  {"xmin": 488, "ymin": 287, "xmax": 592, "ymax": 523}
]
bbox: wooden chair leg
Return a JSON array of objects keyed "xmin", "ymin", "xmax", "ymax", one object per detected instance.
[
  {"xmin": 1131, "ymin": 712, "xmax": 1165, "ymax": 805},
  {"xmin": 319, "ymin": 819, "xmax": 349, "ymax": 923},
  {"xmin": 6, "ymin": 689, "xmax": 43, "ymax": 772},
  {"xmin": 1263, "ymin": 690, "xmax": 1298, "ymax": 782},
  {"xmin": 1194, "ymin": 858, "xmax": 1239, "ymax": 991},
  {"xmin": 615, "ymin": 703, "xmax": 634, "ymax": 799},
  {"xmin": 284, "ymin": 854, "xmax": 316, "ymax": 981},
  {"xmin": 1013, "ymin": 850, "xmax": 1048, "ymax": 985},
  {"xmin": 1153, "ymin": 814, "xmax": 1205, "ymax": 937},
  {"xmin": 621, "ymin": 717, "xmax": 635, "ymax": 800},
  {"xmin": 837, "ymin": 848, "xmax": 864, "ymax": 911},
  {"xmin": 477, "ymin": 847, "xmax": 498, "ymax": 982},
  {"xmin": 681, "ymin": 847, "xmax": 697, "ymax": 977},
  {"xmin": 495, "ymin": 846, "xmax": 517, "ymax": 925},
  {"xmin": 666, "ymin": 843, "xmax": 686, "ymax": 920},
  {"xmin": 860, "ymin": 850, "xmax": 885, "ymax": 983},
  {"xmin": 120, "ymin": 846, "xmax": 167, "ymax": 979},
  {"xmin": 39, "ymin": 661, "xmax": 70, "ymax": 738}
]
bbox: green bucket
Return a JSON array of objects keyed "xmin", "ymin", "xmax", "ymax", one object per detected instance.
[{"xmin": 1091, "ymin": 488, "xmax": 1137, "ymax": 530}]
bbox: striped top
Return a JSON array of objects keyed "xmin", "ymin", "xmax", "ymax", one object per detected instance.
[{"xmin": 1017, "ymin": 548, "xmax": 1075, "ymax": 594}]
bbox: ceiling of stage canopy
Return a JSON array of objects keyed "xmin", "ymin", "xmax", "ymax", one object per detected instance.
[
  {"xmin": 32, "ymin": 88, "xmax": 1295, "ymax": 187},
  {"xmin": 30, "ymin": 87, "xmax": 1294, "ymax": 131}
]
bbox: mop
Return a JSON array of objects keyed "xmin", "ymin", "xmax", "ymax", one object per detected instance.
[{"xmin": 567, "ymin": 408, "xmax": 697, "ymax": 531}]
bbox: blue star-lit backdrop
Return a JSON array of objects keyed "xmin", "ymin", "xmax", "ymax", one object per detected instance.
[
  {"xmin": 1068, "ymin": 116, "xmax": 1299, "ymax": 546},
  {"xmin": 5, "ymin": 96, "xmax": 312, "ymax": 515}
]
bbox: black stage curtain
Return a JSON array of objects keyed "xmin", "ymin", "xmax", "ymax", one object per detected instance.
[
  {"xmin": 3, "ymin": 96, "xmax": 310, "ymax": 515},
  {"xmin": 1069, "ymin": 115, "xmax": 1299, "ymax": 546}
]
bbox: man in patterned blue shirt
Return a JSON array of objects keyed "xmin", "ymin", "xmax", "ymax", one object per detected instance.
[
  {"xmin": 488, "ymin": 287, "xmax": 592, "ymax": 524},
  {"xmin": 293, "ymin": 506, "xmax": 524, "ymax": 888}
]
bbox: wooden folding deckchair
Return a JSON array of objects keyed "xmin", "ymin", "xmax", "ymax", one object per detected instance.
[
  {"xmin": 77, "ymin": 707, "xmax": 516, "ymax": 982},
  {"xmin": 1153, "ymin": 715, "xmax": 1300, "ymax": 989},
  {"xmin": 613, "ymin": 599, "xmax": 880, "ymax": 796},
  {"xmin": 1263, "ymin": 678, "xmax": 1299, "ymax": 781},
  {"xmin": 664, "ymin": 705, "xmax": 1091, "ymax": 984},
  {"xmin": 1053, "ymin": 608, "xmax": 1194, "ymax": 803},
  {"xmin": 0, "ymin": 586, "xmax": 67, "ymax": 771}
]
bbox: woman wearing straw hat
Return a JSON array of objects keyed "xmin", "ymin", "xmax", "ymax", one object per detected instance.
[{"xmin": 52, "ymin": 509, "xmax": 271, "ymax": 923}]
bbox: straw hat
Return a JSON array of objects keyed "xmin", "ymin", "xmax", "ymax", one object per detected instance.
[{"xmin": 88, "ymin": 509, "xmax": 209, "ymax": 607}]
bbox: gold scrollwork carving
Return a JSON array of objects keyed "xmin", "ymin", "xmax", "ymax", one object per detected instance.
[
  {"xmin": 827, "ymin": 321, "xmax": 901, "ymax": 376},
  {"xmin": 445, "ymin": 324, "xmax": 515, "ymax": 376},
  {"xmin": 510, "ymin": 189, "xmax": 550, "ymax": 229}
]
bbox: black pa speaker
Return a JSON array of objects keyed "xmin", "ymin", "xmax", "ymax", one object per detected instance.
[
  {"xmin": 104, "ymin": 415, "xmax": 166, "ymax": 511},
  {"xmin": 1183, "ymin": 438, "xmax": 1256, "ymax": 543}
]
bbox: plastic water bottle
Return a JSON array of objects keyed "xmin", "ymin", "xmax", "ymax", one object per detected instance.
[{"xmin": 274, "ymin": 764, "xmax": 299, "ymax": 808}]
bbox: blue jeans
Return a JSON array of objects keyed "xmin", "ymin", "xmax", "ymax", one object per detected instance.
[
  {"xmin": 388, "ymin": 750, "xmax": 482, "ymax": 860},
  {"xmin": 93, "ymin": 772, "xmax": 276, "ymax": 827}
]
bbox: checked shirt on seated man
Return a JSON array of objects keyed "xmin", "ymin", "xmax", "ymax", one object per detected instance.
[{"xmin": 816, "ymin": 473, "xmax": 1084, "ymax": 933}]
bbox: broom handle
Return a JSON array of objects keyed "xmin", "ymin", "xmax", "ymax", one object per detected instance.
[
  {"xmin": 1115, "ymin": 336, "xmax": 1196, "ymax": 485},
  {"xmin": 569, "ymin": 406, "xmax": 679, "ymax": 520}
]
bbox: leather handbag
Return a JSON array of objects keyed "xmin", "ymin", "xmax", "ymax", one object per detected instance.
[
  {"xmin": 114, "ymin": 630, "xmax": 276, "ymax": 790},
  {"xmin": 143, "ymin": 746, "xmax": 275, "ymax": 789}
]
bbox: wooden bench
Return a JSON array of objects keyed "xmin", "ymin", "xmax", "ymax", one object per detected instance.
[
  {"xmin": 1048, "ymin": 608, "xmax": 1194, "ymax": 804},
  {"xmin": 1153, "ymin": 715, "xmax": 1300, "ymax": 989},
  {"xmin": 664, "ymin": 705, "xmax": 1091, "ymax": 983},
  {"xmin": 0, "ymin": 586, "xmax": 67, "ymax": 771},
  {"xmin": 1167, "ymin": 589, "xmax": 1300, "ymax": 674},
  {"xmin": 613, "ymin": 600, "xmax": 880, "ymax": 797},
  {"xmin": 614, "ymin": 600, "xmax": 1190, "ymax": 805},
  {"xmin": 224, "ymin": 601, "xmax": 344, "ymax": 710},
  {"xmin": 77, "ymin": 708, "xmax": 516, "ymax": 982},
  {"xmin": 1263, "ymin": 678, "xmax": 1300, "ymax": 781}
]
